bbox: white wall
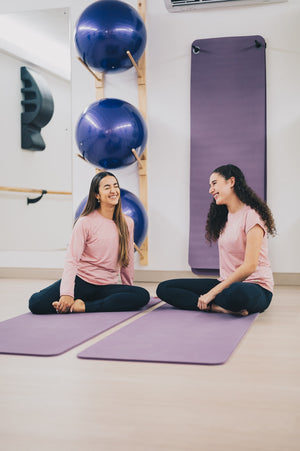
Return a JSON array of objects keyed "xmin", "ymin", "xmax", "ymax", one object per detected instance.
[
  {"xmin": 0, "ymin": 0, "xmax": 299, "ymax": 275},
  {"xmin": 0, "ymin": 6, "xmax": 72, "ymax": 267},
  {"xmin": 147, "ymin": 0, "xmax": 300, "ymax": 274}
]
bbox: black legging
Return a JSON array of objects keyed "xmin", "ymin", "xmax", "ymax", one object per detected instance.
[
  {"xmin": 29, "ymin": 276, "xmax": 150, "ymax": 314},
  {"xmin": 156, "ymin": 278, "xmax": 272, "ymax": 314}
]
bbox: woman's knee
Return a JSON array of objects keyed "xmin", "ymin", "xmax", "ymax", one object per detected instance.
[
  {"xmin": 214, "ymin": 283, "xmax": 267, "ymax": 313},
  {"xmin": 28, "ymin": 292, "xmax": 55, "ymax": 314},
  {"xmin": 213, "ymin": 283, "xmax": 243, "ymax": 311},
  {"xmin": 156, "ymin": 280, "xmax": 171, "ymax": 299},
  {"xmin": 28, "ymin": 293, "xmax": 42, "ymax": 314},
  {"xmin": 118, "ymin": 287, "xmax": 149, "ymax": 310},
  {"xmin": 135, "ymin": 286, "xmax": 150, "ymax": 308},
  {"xmin": 28, "ymin": 280, "xmax": 60, "ymax": 314}
]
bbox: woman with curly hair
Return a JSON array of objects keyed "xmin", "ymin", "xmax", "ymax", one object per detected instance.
[
  {"xmin": 29, "ymin": 171, "xmax": 149, "ymax": 314},
  {"xmin": 157, "ymin": 164, "xmax": 276, "ymax": 316}
]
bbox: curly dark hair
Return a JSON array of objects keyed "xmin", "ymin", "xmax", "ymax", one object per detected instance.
[{"xmin": 205, "ymin": 164, "xmax": 276, "ymax": 243}]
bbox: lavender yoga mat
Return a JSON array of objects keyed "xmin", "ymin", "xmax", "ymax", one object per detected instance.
[
  {"xmin": 0, "ymin": 298, "xmax": 158, "ymax": 357},
  {"xmin": 78, "ymin": 303, "xmax": 258, "ymax": 365},
  {"xmin": 189, "ymin": 36, "xmax": 266, "ymax": 275}
]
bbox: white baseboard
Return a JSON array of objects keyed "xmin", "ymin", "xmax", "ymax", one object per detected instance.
[
  {"xmin": 272, "ymin": 272, "xmax": 300, "ymax": 286},
  {"xmin": 0, "ymin": 268, "xmax": 299, "ymax": 286},
  {"xmin": 0, "ymin": 267, "xmax": 63, "ymax": 280},
  {"xmin": 135, "ymin": 271, "xmax": 300, "ymax": 286}
]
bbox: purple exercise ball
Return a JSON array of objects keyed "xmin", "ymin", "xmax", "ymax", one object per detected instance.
[
  {"xmin": 74, "ymin": 0, "xmax": 147, "ymax": 73},
  {"xmin": 76, "ymin": 98, "xmax": 147, "ymax": 170}
]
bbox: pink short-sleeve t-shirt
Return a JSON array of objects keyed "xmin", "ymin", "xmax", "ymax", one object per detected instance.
[{"xmin": 218, "ymin": 205, "xmax": 274, "ymax": 293}]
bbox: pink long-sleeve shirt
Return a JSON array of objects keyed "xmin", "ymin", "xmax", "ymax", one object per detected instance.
[{"xmin": 60, "ymin": 210, "xmax": 134, "ymax": 298}]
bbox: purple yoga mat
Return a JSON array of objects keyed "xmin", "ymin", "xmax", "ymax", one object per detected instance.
[
  {"xmin": 189, "ymin": 35, "xmax": 266, "ymax": 274},
  {"xmin": 78, "ymin": 303, "xmax": 258, "ymax": 365},
  {"xmin": 0, "ymin": 298, "xmax": 158, "ymax": 357}
]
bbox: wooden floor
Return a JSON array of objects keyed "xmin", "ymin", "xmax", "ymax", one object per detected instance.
[{"xmin": 0, "ymin": 278, "xmax": 299, "ymax": 451}]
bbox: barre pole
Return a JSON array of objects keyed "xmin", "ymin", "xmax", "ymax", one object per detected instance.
[{"xmin": 0, "ymin": 186, "xmax": 72, "ymax": 196}]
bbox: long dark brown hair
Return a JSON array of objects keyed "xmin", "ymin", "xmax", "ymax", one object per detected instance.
[
  {"xmin": 205, "ymin": 164, "xmax": 276, "ymax": 243},
  {"xmin": 78, "ymin": 171, "xmax": 130, "ymax": 267}
]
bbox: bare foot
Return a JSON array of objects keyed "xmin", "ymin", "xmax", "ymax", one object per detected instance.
[
  {"xmin": 52, "ymin": 301, "xmax": 72, "ymax": 313},
  {"xmin": 70, "ymin": 299, "xmax": 86, "ymax": 313},
  {"xmin": 210, "ymin": 304, "xmax": 248, "ymax": 316},
  {"xmin": 236, "ymin": 309, "xmax": 249, "ymax": 317},
  {"xmin": 52, "ymin": 301, "xmax": 61, "ymax": 313},
  {"xmin": 210, "ymin": 304, "xmax": 232, "ymax": 314}
]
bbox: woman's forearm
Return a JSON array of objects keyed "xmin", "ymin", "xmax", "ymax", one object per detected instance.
[
  {"xmin": 209, "ymin": 262, "xmax": 256, "ymax": 298},
  {"xmin": 197, "ymin": 262, "xmax": 256, "ymax": 309},
  {"xmin": 209, "ymin": 225, "xmax": 263, "ymax": 300}
]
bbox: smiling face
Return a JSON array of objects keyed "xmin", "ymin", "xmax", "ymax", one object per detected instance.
[
  {"xmin": 209, "ymin": 172, "xmax": 235, "ymax": 206},
  {"xmin": 96, "ymin": 175, "xmax": 120, "ymax": 207}
]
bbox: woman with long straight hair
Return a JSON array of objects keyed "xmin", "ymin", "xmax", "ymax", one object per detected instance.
[
  {"xmin": 157, "ymin": 164, "xmax": 276, "ymax": 316},
  {"xmin": 29, "ymin": 171, "xmax": 149, "ymax": 314}
]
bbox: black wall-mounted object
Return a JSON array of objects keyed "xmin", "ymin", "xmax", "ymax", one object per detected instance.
[{"xmin": 20, "ymin": 66, "xmax": 54, "ymax": 151}]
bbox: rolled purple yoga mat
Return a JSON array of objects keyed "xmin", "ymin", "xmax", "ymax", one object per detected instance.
[
  {"xmin": 189, "ymin": 35, "xmax": 266, "ymax": 274},
  {"xmin": 78, "ymin": 303, "xmax": 258, "ymax": 365}
]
